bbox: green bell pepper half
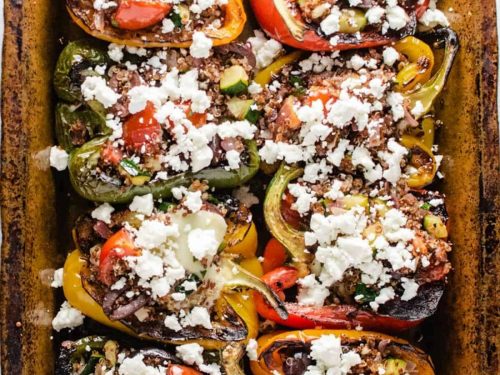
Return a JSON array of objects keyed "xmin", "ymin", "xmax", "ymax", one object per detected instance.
[
  {"xmin": 53, "ymin": 40, "xmax": 109, "ymax": 103},
  {"xmin": 68, "ymin": 137, "xmax": 260, "ymax": 204}
]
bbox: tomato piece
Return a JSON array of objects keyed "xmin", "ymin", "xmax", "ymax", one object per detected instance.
[
  {"xmin": 262, "ymin": 238, "xmax": 288, "ymax": 273},
  {"xmin": 114, "ymin": 0, "xmax": 173, "ymax": 31},
  {"xmin": 276, "ymin": 96, "xmax": 301, "ymax": 130},
  {"xmin": 304, "ymin": 88, "xmax": 335, "ymax": 109},
  {"xmin": 281, "ymin": 191, "xmax": 303, "ymax": 230},
  {"xmin": 415, "ymin": 0, "xmax": 430, "ymax": 19},
  {"xmin": 99, "ymin": 229, "xmax": 139, "ymax": 286},
  {"xmin": 181, "ymin": 101, "xmax": 208, "ymax": 127},
  {"xmin": 122, "ymin": 102, "xmax": 163, "ymax": 152},
  {"xmin": 168, "ymin": 365, "xmax": 202, "ymax": 375}
]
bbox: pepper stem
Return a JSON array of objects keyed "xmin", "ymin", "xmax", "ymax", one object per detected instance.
[{"xmin": 219, "ymin": 258, "xmax": 288, "ymax": 320}]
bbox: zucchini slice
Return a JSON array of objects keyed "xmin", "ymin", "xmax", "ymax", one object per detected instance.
[
  {"xmin": 220, "ymin": 65, "xmax": 249, "ymax": 95},
  {"xmin": 227, "ymin": 98, "xmax": 261, "ymax": 123}
]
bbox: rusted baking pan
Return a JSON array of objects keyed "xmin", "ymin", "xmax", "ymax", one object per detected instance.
[{"xmin": 0, "ymin": 0, "xmax": 498, "ymax": 374}]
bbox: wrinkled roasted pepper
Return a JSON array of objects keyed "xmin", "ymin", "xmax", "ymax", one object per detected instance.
[
  {"xmin": 63, "ymin": 204, "xmax": 285, "ymax": 350},
  {"xmin": 249, "ymin": 330, "xmax": 435, "ymax": 375},
  {"xmin": 254, "ymin": 29, "xmax": 458, "ymax": 119},
  {"xmin": 54, "ymin": 41, "xmax": 260, "ymax": 204},
  {"xmin": 250, "ymin": 0, "xmax": 429, "ymax": 51},
  {"xmin": 66, "ymin": 0, "xmax": 246, "ymax": 48},
  {"xmin": 55, "ymin": 102, "xmax": 109, "ymax": 151}
]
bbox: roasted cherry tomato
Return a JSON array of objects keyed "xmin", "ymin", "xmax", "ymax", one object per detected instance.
[
  {"xmin": 99, "ymin": 229, "xmax": 139, "ymax": 285},
  {"xmin": 122, "ymin": 102, "xmax": 163, "ymax": 152},
  {"xmin": 114, "ymin": 0, "xmax": 173, "ymax": 31}
]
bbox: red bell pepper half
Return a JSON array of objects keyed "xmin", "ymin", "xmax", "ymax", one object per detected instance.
[
  {"xmin": 254, "ymin": 266, "xmax": 422, "ymax": 332},
  {"xmin": 250, "ymin": 0, "xmax": 430, "ymax": 51}
]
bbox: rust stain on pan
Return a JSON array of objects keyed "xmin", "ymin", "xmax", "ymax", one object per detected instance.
[{"xmin": 0, "ymin": 0, "xmax": 499, "ymax": 374}]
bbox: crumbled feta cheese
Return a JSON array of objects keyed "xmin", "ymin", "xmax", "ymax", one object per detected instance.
[
  {"xmin": 118, "ymin": 354, "xmax": 163, "ymax": 375},
  {"xmin": 164, "ymin": 314, "xmax": 182, "ymax": 332},
  {"xmin": 93, "ymin": 0, "xmax": 117, "ymax": 10},
  {"xmin": 184, "ymin": 190, "xmax": 203, "ymax": 213},
  {"xmin": 420, "ymin": 6, "xmax": 450, "ymax": 28},
  {"xmin": 49, "ymin": 146, "xmax": 69, "ymax": 171},
  {"xmin": 108, "ymin": 43, "xmax": 124, "ymax": 62},
  {"xmin": 161, "ymin": 18, "xmax": 175, "ymax": 34},
  {"xmin": 51, "ymin": 268, "xmax": 64, "ymax": 288},
  {"xmin": 134, "ymin": 220, "xmax": 179, "ymax": 250},
  {"xmin": 248, "ymin": 30, "xmax": 284, "ymax": 69},
  {"xmin": 297, "ymin": 275, "xmax": 330, "ymax": 307},
  {"xmin": 190, "ymin": 32, "xmax": 213, "ymax": 58},
  {"xmin": 382, "ymin": 47, "xmax": 399, "ymax": 66},
  {"xmin": 365, "ymin": 6, "xmax": 385, "ymax": 24},
  {"xmin": 111, "ymin": 277, "xmax": 127, "ymax": 291},
  {"xmin": 350, "ymin": 55, "xmax": 365, "ymax": 71},
  {"xmin": 305, "ymin": 334, "xmax": 361, "ymax": 375},
  {"xmin": 386, "ymin": 6, "xmax": 410, "ymax": 30},
  {"xmin": 176, "ymin": 343, "xmax": 204, "ymax": 366},
  {"xmin": 187, "ymin": 228, "xmax": 220, "ymax": 260},
  {"xmin": 199, "ymin": 363, "xmax": 222, "ymax": 375},
  {"xmin": 401, "ymin": 277, "xmax": 420, "ymax": 301},
  {"xmin": 225, "ymin": 149, "xmax": 241, "ymax": 170},
  {"xmin": 369, "ymin": 286, "xmax": 395, "ymax": 311},
  {"xmin": 248, "ymin": 81, "xmax": 263, "ymax": 94},
  {"xmin": 411, "ymin": 100, "xmax": 425, "ymax": 117},
  {"xmin": 288, "ymin": 183, "xmax": 317, "ymax": 216},
  {"xmin": 320, "ymin": 7, "xmax": 341, "ymax": 35},
  {"xmin": 81, "ymin": 76, "xmax": 120, "ymax": 108},
  {"xmin": 129, "ymin": 194, "xmax": 154, "ymax": 216},
  {"xmin": 91, "ymin": 203, "xmax": 115, "ymax": 224},
  {"xmin": 52, "ymin": 301, "xmax": 85, "ymax": 331},
  {"xmin": 246, "ymin": 339, "xmax": 259, "ymax": 361}
]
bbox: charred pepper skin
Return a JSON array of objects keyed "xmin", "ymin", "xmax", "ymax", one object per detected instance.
[
  {"xmin": 55, "ymin": 102, "xmax": 109, "ymax": 152},
  {"xmin": 54, "ymin": 41, "xmax": 110, "ymax": 103},
  {"xmin": 249, "ymin": 330, "xmax": 436, "ymax": 375}
]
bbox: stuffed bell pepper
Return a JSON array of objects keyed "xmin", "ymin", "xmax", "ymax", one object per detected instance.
[
  {"xmin": 56, "ymin": 335, "xmax": 245, "ymax": 374},
  {"xmin": 62, "ymin": 183, "xmax": 287, "ymax": 349},
  {"xmin": 250, "ymin": 0, "xmax": 451, "ymax": 51},
  {"xmin": 245, "ymin": 30, "xmax": 457, "ymax": 332},
  {"xmin": 257, "ymin": 165, "xmax": 452, "ymax": 331},
  {"xmin": 251, "ymin": 28, "xmax": 458, "ymax": 189},
  {"xmin": 249, "ymin": 330, "xmax": 435, "ymax": 375},
  {"xmin": 66, "ymin": 0, "xmax": 246, "ymax": 48},
  {"xmin": 53, "ymin": 40, "xmax": 261, "ymax": 203}
]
